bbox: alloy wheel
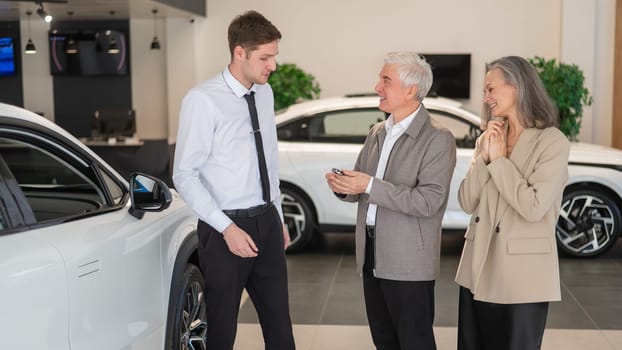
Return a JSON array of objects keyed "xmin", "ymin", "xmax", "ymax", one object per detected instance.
[
  {"xmin": 556, "ymin": 193, "xmax": 617, "ymax": 257},
  {"xmin": 281, "ymin": 191, "xmax": 306, "ymax": 247},
  {"xmin": 179, "ymin": 280, "xmax": 207, "ymax": 350}
]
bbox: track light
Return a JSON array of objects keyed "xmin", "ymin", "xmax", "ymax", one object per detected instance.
[
  {"xmin": 36, "ymin": 2, "xmax": 52, "ymax": 23},
  {"xmin": 108, "ymin": 38, "xmax": 119, "ymax": 54},
  {"xmin": 150, "ymin": 9, "xmax": 161, "ymax": 50},
  {"xmin": 65, "ymin": 37, "xmax": 78, "ymax": 54},
  {"xmin": 24, "ymin": 11, "xmax": 37, "ymax": 54}
]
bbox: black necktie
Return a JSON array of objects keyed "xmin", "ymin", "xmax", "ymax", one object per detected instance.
[{"xmin": 244, "ymin": 91, "xmax": 271, "ymax": 203}]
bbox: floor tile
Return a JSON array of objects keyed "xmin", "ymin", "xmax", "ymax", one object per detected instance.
[
  {"xmin": 234, "ymin": 324, "xmax": 622, "ymax": 350},
  {"xmin": 234, "ymin": 233, "xmax": 622, "ymax": 348},
  {"xmin": 546, "ymin": 285, "xmax": 596, "ymax": 329},
  {"xmin": 542, "ymin": 329, "xmax": 620, "ymax": 350},
  {"xmin": 603, "ymin": 330, "xmax": 622, "ymax": 350}
]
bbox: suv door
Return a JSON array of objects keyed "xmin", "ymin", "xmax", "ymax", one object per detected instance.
[
  {"xmin": 0, "ymin": 126, "xmax": 165, "ymax": 349},
  {"xmin": 0, "ymin": 152, "xmax": 70, "ymax": 350}
]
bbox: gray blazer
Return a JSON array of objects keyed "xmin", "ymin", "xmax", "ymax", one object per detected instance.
[{"xmin": 340, "ymin": 106, "xmax": 457, "ymax": 281}]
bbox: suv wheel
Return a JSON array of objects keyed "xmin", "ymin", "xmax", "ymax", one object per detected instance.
[
  {"xmin": 166, "ymin": 263, "xmax": 207, "ymax": 350},
  {"xmin": 281, "ymin": 186, "xmax": 316, "ymax": 252},
  {"xmin": 556, "ymin": 188, "xmax": 621, "ymax": 257}
]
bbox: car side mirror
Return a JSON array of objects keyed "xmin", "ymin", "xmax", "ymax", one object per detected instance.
[{"xmin": 128, "ymin": 173, "xmax": 172, "ymax": 219}]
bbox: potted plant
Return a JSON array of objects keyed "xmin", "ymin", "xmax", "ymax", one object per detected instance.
[
  {"xmin": 529, "ymin": 56, "xmax": 593, "ymax": 141},
  {"xmin": 268, "ymin": 63, "xmax": 321, "ymax": 111}
]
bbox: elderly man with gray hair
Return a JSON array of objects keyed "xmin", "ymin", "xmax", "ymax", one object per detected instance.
[{"xmin": 326, "ymin": 52, "xmax": 456, "ymax": 349}]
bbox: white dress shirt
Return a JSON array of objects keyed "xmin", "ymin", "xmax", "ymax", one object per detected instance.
[
  {"xmin": 173, "ymin": 67, "xmax": 283, "ymax": 233},
  {"xmin": 365, "ymin": 106, "xmax": 420, "ymax": 225}
]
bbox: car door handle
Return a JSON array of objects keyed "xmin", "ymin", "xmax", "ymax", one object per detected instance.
[{"xmin": 77, "ymin": 260, "xmax": 101, "ymax": 278}]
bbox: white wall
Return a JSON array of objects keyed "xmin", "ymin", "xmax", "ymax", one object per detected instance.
[
  {"xmin": 165, "ymin": 17, "xmax": 197, "ymax": 142},
  {"xmin": 17, "ymin": 0, "xmax": 616, "ymax": 145},
  {"xmin": 196, "ymin": 0, "xmax": 563, "ymax": 114},
  {"xmin": 591, "ymin": 0, "xmax": 615, "ymax": 146},
  {"xmin": 130, "ymin": 17, "xmax": 168, "ymax": 139},
  {"xmin": 560, "ymin": 0, "xmax": 615, "ymax": 145}
]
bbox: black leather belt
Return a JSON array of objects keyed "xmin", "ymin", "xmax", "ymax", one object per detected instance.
[
  {"xmin": 223, "ymin": 202, "xmax": 273, "ymax": 218},
  {"xmin": 366, "ymin": 225, "xmax": 375, "ymax": 238}
]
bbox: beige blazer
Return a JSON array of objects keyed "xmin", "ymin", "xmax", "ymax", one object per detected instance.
[
  {"xmin": 340, "ymin": 106, "xmax": 456, "ymax": 281},
  {"xmin": 455, "ymin": 127, "xmax": 570, "ymax": 304}
]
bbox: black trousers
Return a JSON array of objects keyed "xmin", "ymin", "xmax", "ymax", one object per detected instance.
[
  {"xmin": 197, "ymin": 205, "xmax": 295, "ymax": 350},
  {"xmin": 363, "ymin": 235, "xmax": 437, "ymax": 350},
  {"xmin": 458, "ymin": 286, "xmax": 549, "ymax": 350}
]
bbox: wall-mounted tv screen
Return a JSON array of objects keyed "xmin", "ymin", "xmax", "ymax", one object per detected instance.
[
  {"xmin": 49, "ymin": 29, "xmax": 128, "ymax": 76},
  {"xmin": 421, "ymin": 54, "xmax": 471, "ymax": 98},
  {"xmin": 0, "ymin": 37, "xmax": 16, "ymax": 77}
]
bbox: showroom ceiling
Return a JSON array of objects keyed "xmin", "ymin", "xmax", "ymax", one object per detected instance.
[{"xmin": 0, "ymin": 0, "xmax": 203, "ymax": 21}]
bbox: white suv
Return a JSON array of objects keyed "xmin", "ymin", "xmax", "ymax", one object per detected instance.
[
  {"xmin": 0, "ymin": 103, "xmax": 205, "ymax": 349},
  {"xmin": 277, "ymin": 95, "xmax": 622, "ymax": 258}
]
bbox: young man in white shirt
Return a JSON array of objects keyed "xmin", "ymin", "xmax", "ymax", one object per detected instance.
[{"xmin": 173, "ymin": 11, "xmax": 295, "ymax": 350}]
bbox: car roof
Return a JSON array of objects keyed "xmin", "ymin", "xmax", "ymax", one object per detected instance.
[
  {"xmin": 1, "ymin": 102, "xmax": 79, "ymax": 141},
  {"xmin": 276, "ymin": 95, "xmax": 481, "ymax": 126},
  {"xmin": 274, "ymin": 96, "xmax": 622, "ymax": 167},
  {"xmin": 0, "ymin": 102, "xmax": 125, "ymax": 181}
]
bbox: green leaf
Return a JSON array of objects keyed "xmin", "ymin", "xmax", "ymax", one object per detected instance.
[
  {"xmin": 268, "ymin": 63, "xmax": 321, "ymax": 111},
  {"xmin": 528, "ymin": 56, "xmax": 592, "ymax": 141}
]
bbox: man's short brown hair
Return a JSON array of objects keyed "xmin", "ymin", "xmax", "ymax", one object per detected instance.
[{"xmin": 228, "ymin": 10, "xmax": 282, "ymax": 56}]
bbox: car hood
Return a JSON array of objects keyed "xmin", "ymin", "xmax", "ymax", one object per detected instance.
[{"xmin": 570, "ymin": 142, "xmax": 622, "ymax": 166}]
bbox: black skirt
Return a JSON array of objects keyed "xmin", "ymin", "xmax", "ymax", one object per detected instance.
[{"xmin": 458, "ymin": 286, "xmax": 549, "ymax": 350}]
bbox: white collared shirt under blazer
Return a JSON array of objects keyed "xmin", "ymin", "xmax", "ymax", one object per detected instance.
[{"xmin": 455, "ymin": 127, "xmax": 570, "ymax": 304}]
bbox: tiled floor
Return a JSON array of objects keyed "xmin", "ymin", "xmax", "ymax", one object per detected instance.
[{"xmin": 237, "ymin": 233, "xmax": 622, "ymax": 349}]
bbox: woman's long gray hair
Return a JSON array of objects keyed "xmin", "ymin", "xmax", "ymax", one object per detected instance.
[{"xmin": 482, "ymin": 56, "xmax": 558, "ymax": 129}]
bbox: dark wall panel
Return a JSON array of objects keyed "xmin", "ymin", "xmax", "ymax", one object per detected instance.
[
  {"xmin": 0, "ymin": 21, "xmax": 23, "ymax": 107},
  {"xmin": 52, "ymin": 20, "xmax": 131, "ymax": 138},
  {"xmin": 53, "ymin": 76, "xmax": 131, "ymax": 137}
]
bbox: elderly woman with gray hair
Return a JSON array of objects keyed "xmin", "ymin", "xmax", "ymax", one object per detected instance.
[{"xmin": 455, "ymin": 56, "xmax": 570, "ymax": 350}]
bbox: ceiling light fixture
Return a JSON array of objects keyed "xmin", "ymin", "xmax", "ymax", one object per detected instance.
[
  {"xmin": 65, "ymin": 37, "xmax": 78, "ymax": 54},
  {"xmin": 105, "ymin": 11, "xmax": 119, "ymax": 54},
  {"xmin": 64, "ymin": 11, "xmax": 77, "ymax": 54},
  {"xmin": 106, "ymin": 30, "xmax": 119, "ymax": 54},
  {"xmin": 24, "ymin": 11, "xmax": 37, "ymax": 54},
  {"xmin": 150, "ymin": 9, "xmax": 161, "ymax": 50},
  {"xmin": 35, "ymin": 1, "xmax": 53, "ymax": 23}
]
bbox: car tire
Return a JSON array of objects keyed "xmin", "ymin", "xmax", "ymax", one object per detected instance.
[
  {"xmin": 281, "ymin": 186, "xmax": 316, "ymax": 253},
  {"xmin": 556, "ymin": 187, "xmax": 621, "ymax": 258},
  {"xmin": 166, "ymin": 263, "xmax": 207, "ymax": 350}
]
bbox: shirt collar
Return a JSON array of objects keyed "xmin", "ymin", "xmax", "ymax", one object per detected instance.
[
  {"xmin": 385, "ymin": 104, "xmax": 421, "ymax": 132},
  {"xmin": 222, "ymin": 66, "xmax": 257, "ymax": 98}
]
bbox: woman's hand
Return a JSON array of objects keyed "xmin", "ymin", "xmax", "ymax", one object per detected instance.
[
  {"xmin": 480, "ymin": 131, "xmax": 491, "ymax": 164},
  {"xmin": 486, "ymin": 119, "xmax": 507, "ymax": 161}
]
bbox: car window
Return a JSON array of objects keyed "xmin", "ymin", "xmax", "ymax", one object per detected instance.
[
  {"xmin": 428, "ymin": 110, "xmax": 481, "ymax": 148},
  {"xmin": 0, "ymin": 137, "xmax": 107, "ymax": 222},
  {"xmin": 277, "ymin": 117, "xmax": 312, "ymax": 142},
  {"xmin": 99, "ymin": 167, "xmax": 124, "ymax": 204},
  {"xmin": 0, "ymin": 209, "xmax": 5, "ymax": 229},
  {"xmin": 278, "ymin": 109, "xmax": 386, "ymax": 144}
]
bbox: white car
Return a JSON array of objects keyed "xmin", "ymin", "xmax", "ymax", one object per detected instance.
[
  {"xmin": 277, "ymin": 95, "xmax": 622, "ymax": 258},
  {"xmin": 0, "ymin": 103, "xmax": 206, "ymax": 349}
]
